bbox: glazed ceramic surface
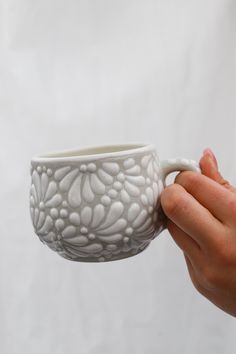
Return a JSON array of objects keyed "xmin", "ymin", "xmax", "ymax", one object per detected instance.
[{"xmin": 30, "ymin": 144, "xmax": 200, "ymax": 262}]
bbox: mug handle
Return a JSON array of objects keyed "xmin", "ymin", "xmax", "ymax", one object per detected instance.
[{"xmin": 160, "ymin": 158, "xmax": 201, "ymax": 187}]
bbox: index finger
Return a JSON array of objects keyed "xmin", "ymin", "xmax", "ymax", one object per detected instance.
[{"xmin": 160, "ymin": 184, "xmax": 225, "ymax": 249}]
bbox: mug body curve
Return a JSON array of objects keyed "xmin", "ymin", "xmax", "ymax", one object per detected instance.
[{"xmin": 30, "ymin": 144, "xmax": 165, "ymax": 262}]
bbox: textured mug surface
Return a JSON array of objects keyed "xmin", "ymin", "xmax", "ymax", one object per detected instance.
[{"xmin": 30, "ymin": 144, "xmax": 200, "ymax": 262}]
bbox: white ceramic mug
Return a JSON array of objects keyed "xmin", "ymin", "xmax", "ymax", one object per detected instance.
[{"xmin": 29, "ymin": 143, "xmax": 200, "ymax": 262}]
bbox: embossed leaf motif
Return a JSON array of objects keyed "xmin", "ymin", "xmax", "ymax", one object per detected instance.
[
  {"xmin": 30, "ymin": 169, "xmax": 62, "ymax": 234},
  {"xmin": 68, "ymin": 175, "xmax": 82, "ymax": 207},
  {"xmin": 106, "ymin": 157, "xmax": 146, "ymax": 203},
  {"xmin": 62, "ymin": 201, "xmax": 127, "ymax": 258},
  {"xmin": 127, "ymin": 202, "xmax": 154, "ymax": 241},
  {"xmin": 53, "ymin": 162, "xmax": 117, "ymax": 207},
  {"xmin": 132, "ymin": 180, "xmax": 161, "ymax": 240},
  {"xmin": 64, "ymin": 243, "xmax": 104, "ymax": 259},
  {"xmin": 141, "ymin": 154, "xmax": 159, "ymax": 181}
]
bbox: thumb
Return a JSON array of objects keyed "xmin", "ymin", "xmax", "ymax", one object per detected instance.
[{"xmin": 199, "ymin": 148, "xmax": 236, "ymax": 193}]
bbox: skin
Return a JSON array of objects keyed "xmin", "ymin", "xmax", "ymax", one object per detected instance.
[{"xmin": 160, "ymin": 149, "xmax": 236, "ymax": 317}]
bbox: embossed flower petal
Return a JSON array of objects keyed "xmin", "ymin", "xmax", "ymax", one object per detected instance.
[
  {"xmin": 123, "ymin": 158, "xmax": 135, "ymax": 169},
  {"xmin": 141, "ymin": 155, "xmax": 151, "ymax": 168},
  {"xmin": 82, "ymin": 176, "xmax": 95, "ymax": 202},
  {"xmin": 147, "ymin": 225, "xmax": 155, "ymax": 235},
  {"xmin": 97, "ymin": 234, "xmax": 123, "ymax": 243},
  {"xmin": 147, "ymin": 162, "xmax": 154, "ymax": 179},
  {"xmin": 41, "ymin": 172, "xmax": 49, "ymax": 199},
  {"xmin": 64, "ymin": 245, "xmax": 90, "ymax": 258},
  {"xmin": 135, "ymin": 225, "xmax": 155, "ymax": 239},
  {"xmin": 59, "ymin": 169, "xmax": 78, "ymax": 192},
  {"xmin": 32, "ymin": 170, "xmax": 41, "ymax": 200},
  {"xmin": 153, "ymin": 160, "xmax": 159, "ymax": 173},
  {"xmin": 101, "ymin": 251, "xmax": 111, "ymax": 258},
  {"xmin": 54, "ymin": 166, "xmax": 71, "ymax": 181},
  {"xmin": 135, "ymin": 216, "xmax": 152, "ymax": 233},
  {"xmin": 30, "ymin": 184, "xmax": 38, "ymax": 204},
  {"xmin": 126, "ymin": 175, "xmax": 145, "ymax": 186},
  {"xmin": 97, "ymin": 219, "xmax": 127, "ymax": 235},
  {"xmin": 120, "ymin": 190, "xmax": 130, "ymax": 203},
  {"xmin": 90, "ymin": 174, "xmax": 106, "ymax": 194},
  {"xmin": 98, "ymin": 202, "xmax": 124, "ymax": 230},
  {"xmin": 132, "ymin": 210, "xmax": 148, "ymax": 228},
  {"xmin": 91, "ymin": 204, "xmax": 105, "ymax": 228},
  {"xmin": 141, "ymin": 194, "xmax": 148, "ymax": 206},
  {"xmin": 112, "ymin": 249, "xmax": 122, "ymax": 256},
  {"xmin": 124, "ymin": 181, "xmax": 140, "ymax": 197},
  {"xmin": 102, "ymin": 162, "xmax": 120, "ymax": 175},
  {"xmin": 30, "ymin": 196, "xmax": 35, "ymax": 207},
  {"xmin": 68, "ymin": 175, "xmax": 82, "ymax": 207},
  {"xmin": 146, "ymin": 187, "xmax": 154, "ymax": 205},
  {"xmin": 44, "ymin": 181, "xmax": 57, "ymax": 201},
  {"xmin": 37, "ymin": 211, "xmax": 46, "ymax": 229},
  {"xmin": 45, "ymin": 194, "xmax": 62, "ymax": 208},
  {"xmin": 125, "ymin": 165, "xmax": 141, "ymax": 176},
  {"xmin": 78, "ymin": 243, "xmax": 103, "ymax": 254},
  {"xmin": 62, "ymin": 226, "xmax": 77, "ymax": 238},
  {"xmin": 32, "ymin": 208, "xmax": 40, "ymax": 227},
  {"xmin": 106, "ymin": 244, "xmax": 118, "ymax": 251},
  {"xmin": 97, "ymin": 168, "xmax": 113, "ymax": 185},
  {"xmin": 127, "ymin": 203, "xmax": 141, "ymax": 222},
  {"xmin": 65, "ymin": 235, "xmax": 89, "ymax": 246},
  {"xmin": 81, "ymin": 206, "xmax": 92, "ymax": 226},
  {"xmin": 37, "ymin": 215, "xmax": 53, "ymax": 234}
]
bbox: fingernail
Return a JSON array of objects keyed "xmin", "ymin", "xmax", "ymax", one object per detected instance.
[{"xmin": 203, "ymin": 148, "xmax": 218, "ymax": 169}]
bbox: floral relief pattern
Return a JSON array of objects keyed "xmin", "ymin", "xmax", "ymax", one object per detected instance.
[{"xmin": 30, "ymin": 152, "xmax": 164, "ymax": 262}]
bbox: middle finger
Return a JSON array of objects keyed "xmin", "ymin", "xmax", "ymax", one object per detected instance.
[{"xmin": 161, "ymin": 184, "xmax": 225, "ymax": 249}]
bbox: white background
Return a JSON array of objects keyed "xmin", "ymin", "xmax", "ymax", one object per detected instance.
[{"xmin": 1, "ymin": 1, "xmax": 236, "ymax": 353}]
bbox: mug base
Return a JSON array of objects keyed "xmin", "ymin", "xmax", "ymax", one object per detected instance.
[{"xmin": 58, "ymin": 242, "xmax": 151, "ymax": 263}]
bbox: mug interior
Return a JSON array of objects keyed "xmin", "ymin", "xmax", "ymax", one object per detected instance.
[{"xmin": 40, "ymin": 144, "xmax": 149, "ymax": 158}]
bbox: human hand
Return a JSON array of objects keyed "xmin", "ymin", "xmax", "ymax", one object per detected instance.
[{"xmin": 160, "ymin": 148, "xmax": 236, "ymax": 317}]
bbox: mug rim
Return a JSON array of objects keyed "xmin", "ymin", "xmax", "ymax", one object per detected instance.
[{"xmin": 31, "ymin": 143, "xmax": 156, "ymax": 163}]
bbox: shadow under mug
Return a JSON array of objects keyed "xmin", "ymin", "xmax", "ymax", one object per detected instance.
[{"xmin": 29, "ymin": 143, "xmax": 200, "ymax": 262}]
